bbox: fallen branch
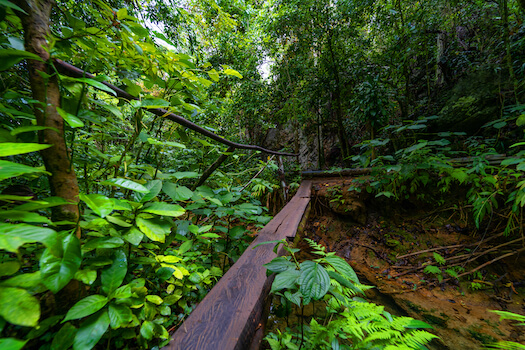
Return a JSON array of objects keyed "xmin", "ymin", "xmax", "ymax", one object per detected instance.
[{"xmin": 53, "ymin": 59, "xmax": 297, "ymax": 157}]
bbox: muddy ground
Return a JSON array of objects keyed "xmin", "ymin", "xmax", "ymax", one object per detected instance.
[{"xmin": 274, "ymin": 178, "xmax": 525, "ymax": 349}]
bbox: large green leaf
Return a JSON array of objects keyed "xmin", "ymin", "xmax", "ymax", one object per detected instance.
[
  {"xmin": 0, "ymin": 261, "xmax": 19, "ymax": 277},
  {"xmin": 141, "ymin": 202, "xmax": 185, "ymax": 217},
  {"xmin": 147, "ymin": 137, "xmax": 185, "ymax": 148},
  {"xmin": 51, "ymin": 323, "xmax": 77, "ymax": 350},
  {"xmin": 162, "ymin": 182, "xmax": 193, "ymax": 201},
  {"xmin": 83, "ymin": 237, "xmax": 124, "ymax": 250},
  {"xmin": 108, "ymin": 303, "xmax": 132, "ymax": 329},
  {"xmin": 79, "ymin": 193, "xmax": 114, "ymax": 218},
  {"xmin": 56, "ymin": 107, "xmax": 84, "ymax": 128},
  {"xmin": 0, "ymin": 210, "xmax": 52, "ymax": 225},
  {"xmin": 0, "ymin": 160, "xmax": 49, "ymax": 181},
  {"xmin": 67, "ymin": 77, "xmax": 116, "ymax": 96},
  {"xmin": 0, "ymin": 223, "xmax": 57, "ymax": 253},
  {"xmin": 0, "ymin": 49, "xmax": 42, "ymax": 71},
  {"xmin": 99, "ymin": 178, "xmax": 149, "ymax": 193},
  {"xmin": 122, "ymin": 227, "xmax": 143, "ymax": 246},
  {"xmin": 134, "ymin": 180, "xmax": 162, "ymax": 203},
  {"xmin": 223, "ymin": 68, "xmax": 243, "ymax": 79},
  {"xmin": 270, "ymin": 269, "xmax": 301, "ymax": 294},
  {"xmin": 299, "ymin": 261, "xmax": 330, "ymax": 300},
  {"xmin": 0, "ymin": 143, "xmax": 52, "ymax": 157},
  {"xmin": 140, "ymin": 320, "xmax": 155, "ymax": 340},
  {"xmin": 264, "ymin": 257, "xmax": 295, "ymax": 273},
  {"xmin": 73, "ymin": 309, "xmax": 110, "ymax": 350},
  {"xmin": 64, "ymin": 295, "xmax": 109, "ymax": 322},
  {"xmin": 324, "ymin": 255, "xmax": 359, "ymax": 284},
  {"xmin": 135, "ymin": 216, "xmax": 170, "ymax": 243},
  {"xmin": 0, "ymin": 338, "xmax": 27, "ymax": 350},
  {"xmin": 0, "ymin": 287, "xmax": 40, "ymax": 327},
  {"xmin": 40, "ymin": 233, "xmax": 82, "ymax": 293},
  {"xmin": 101, "ymin": 250, "xmax": 127, "ymax": 296}
]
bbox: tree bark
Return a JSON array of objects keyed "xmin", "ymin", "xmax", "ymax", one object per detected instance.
[
  {"xmin": 15, "ymin": 0, "xmax": 81, "ymax": 236},
  {"xmin": 193, "ymin": 146, "xmax": 235, "ymax": 190}
]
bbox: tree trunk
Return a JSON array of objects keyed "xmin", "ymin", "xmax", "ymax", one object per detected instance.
[{"xmin": 15, "ymin": 0, "xmax": 81, "ymax": 236}]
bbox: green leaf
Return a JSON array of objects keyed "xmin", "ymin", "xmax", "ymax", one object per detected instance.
[
  {"xmin": 0, "ymin": 272, "xmax": 43, "ymax": 290},
  {"xmin": 135, "ymin": 180, "xmax": 162, "ymax": 203},
  {"xmin": 433, "ymin": 252, "xmax": 446, "ymax": 265},
  {"xmin": 108, "ymin": 303, "xmax": 132, "ymax": 329},
  {"xmin": 79, "ymin": 193, "xmax": 114, "ymax": 218},
  {"xmin": 324, "ymin": 255, "xmax": 359, "ymax": 284},
  {"xmin": 73, "ymin": 309, "xmax": 110, "ymax": 350},
  {"xmin": 156, "ymin": 267, "xmax": 175, "ymax": 281},
  {"xmin": 140, "ymin": 320, "xmax": 155, "ymax": 340},
  {"xmin": 0, "ymin": 210, "xmax": 52, "ymax": 225},
  {"xmin": 423, "ymin": 265, "xmax": 441, "ymax": 274},
  {"xmin": 0, "ymin": 49, "xmax": 42, "ymax": 71},
  {"xmin": 0, "ymin": 160, "xmax": 49, "ymax": 181},
  {"xmin": 122, "ymin": 227, "xmax": 144, "ymax": 246},
  {"xmin": 223, "ymin": 68, "xmax": 243, "ymax": 79},
  {"xmin": 51, "ymin": 323, "xmax": 77, "ymax": 350},
  {"xmin": 163, "ymin": 182, "xmax": 193, "ymax": 201},
  {"xmin": 116, "ymin": 8, "xmax": 127, "ymax": 20},
  {"xmin": 101, "ymin": 250, "xmax": 127, "ymax": 295},
  {"xmin": 270, "ymin": 269, "xmax": 301, "ymax": 294},
  {"xmin": 0, "ymin": 287, "xmax": 40, "ymax": 327},
  {"xmin": 83, "ymin": 237, "xmax": 124, "ymax": 250},
  {"xmin": 0, "ymin": 0, "xmax": 27, "ymax": 13},
  {"xmin": 64, "ymin": 295, "xmax": 109, "ymax": 322},
  {"xmin": 99, "ymin": 178, "xmax": 149, "ymax": 193},
  {"xmin": 113, "ymin": 284, "xmax": 132, "ymax": 299},
  {"xmin": 264, "ymin": 257, "xmax": 295, "ymax": 273},
  {"xmin": 207, "ymin": 69, "xmax": 220, "ymax": 82},
  {"xmin": 40, "ymin": 233, "xmax": 82, "ymax": 293},
  {"xmin": 170, "ymin": 171, "xmax": 199, "ymax": 179},
  {"xmin": 0, "ymin": 222, "xmax": 57, "ymax": 253},
  {"xmin": 72, "ymin": 77, "xmax": 116, "ymax": 96},
  {"xmin": 142, "ymin": 202, "xmax": 185, "ymax": 217},
  {"xmin": 299, "ymin": 261, "xmax": 330, "ymax": 300},
  {"xmin": 517, "ymin": 114, "xmax": 525, "ymax": 127},
  {"xmin": 404, "ymin": 319, "xmax": 434, "ymax": 329},
  {"xmin": 74, "ymin": 269, "xmax": 97, "ymax": 285},
  {"xmin": 0, "ymin": 338, "xmax": 28, "ymax": 350},
  {"xmin": 106, "ymin": 215, "xmax": 132, "ymax": 227},
  {"xmin": 145, "ymin": 295, "xmax": 163, "ymax": 305},
  {"xmin": 136, "ymin": 216, "xmax": 170, "ymax": 243},
  {"xmin": 56, "ymin": 107, "xmax": 84, "ymax": 128},
  {"xmin": 178, "ymin": 240, "xmax": 193, "ymax": 254},
  {"xmin": 284, "ymin": 291, "xmax": 302, "ymax": 307},
  {"xmin": 0, "ymin": 261, "xmax": 19, "ymax": 277},
  {"xmin": 0, "ymin": 143, "xmax": 52, "ymax": 157},
  {"xmin": 147, "ymin": 137, "xmax": 185, "ymax": 148}
]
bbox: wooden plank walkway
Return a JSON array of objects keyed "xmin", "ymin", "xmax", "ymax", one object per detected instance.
[{"xmin": 165, "ymin": 180, "xmax": 312, "ymax": 350}]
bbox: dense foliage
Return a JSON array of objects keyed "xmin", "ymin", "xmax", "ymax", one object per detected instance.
[{"xmin": 0, "ymin": 0, "xmax": 524, "ymax": 349}]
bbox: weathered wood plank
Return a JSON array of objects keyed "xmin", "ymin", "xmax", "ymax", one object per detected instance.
[{"xmin": 165, "ymin": 180, "xmax": 312, "ymax": 350}]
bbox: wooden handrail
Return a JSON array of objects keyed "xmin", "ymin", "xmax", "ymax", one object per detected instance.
[{"xmin": 164, "ymin": 180, "xmax": 312, "ymax": 350}]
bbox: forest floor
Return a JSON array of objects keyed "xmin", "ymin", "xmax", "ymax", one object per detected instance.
[{"xmin": 268, "ymin": 177, "xmax": 525, "ymax": 350}]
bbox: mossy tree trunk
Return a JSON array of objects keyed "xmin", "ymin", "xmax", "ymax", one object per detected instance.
[{"xmin": 15, "ymin": 0, "xmax": 81, "ymax": 237}]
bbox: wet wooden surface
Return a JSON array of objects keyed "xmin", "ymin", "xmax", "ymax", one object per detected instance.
[{"xmin": 165, "ymin": 180, "xmax": 312, "ymax": 350}]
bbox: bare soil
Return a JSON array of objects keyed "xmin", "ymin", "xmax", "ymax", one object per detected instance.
[{"xmin": 294, "ymin": 178, "xmax": 525, "ymax": 349}]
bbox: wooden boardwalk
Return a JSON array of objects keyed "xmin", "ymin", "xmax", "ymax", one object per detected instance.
[{"xmin": 165, "ymin": 180, "xmax": 312, "ymax": 350}]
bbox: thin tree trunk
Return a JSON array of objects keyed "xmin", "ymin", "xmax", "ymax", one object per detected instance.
[
  {"xmin": 15, "ymin": 0, "xmax": 81, "ymax": 236},
  {"xmin": 193, "ymin": 146, "xmax": 236, "ymax": 190}
]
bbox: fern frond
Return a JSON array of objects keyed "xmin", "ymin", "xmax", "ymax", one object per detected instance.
[
  {"xmin": 398, "ymin": 330, "xmax": 439, "ymax": 349},
  {"xmin": 484, "ymin": 341, "xmax": 525, "ymax": 350}
]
